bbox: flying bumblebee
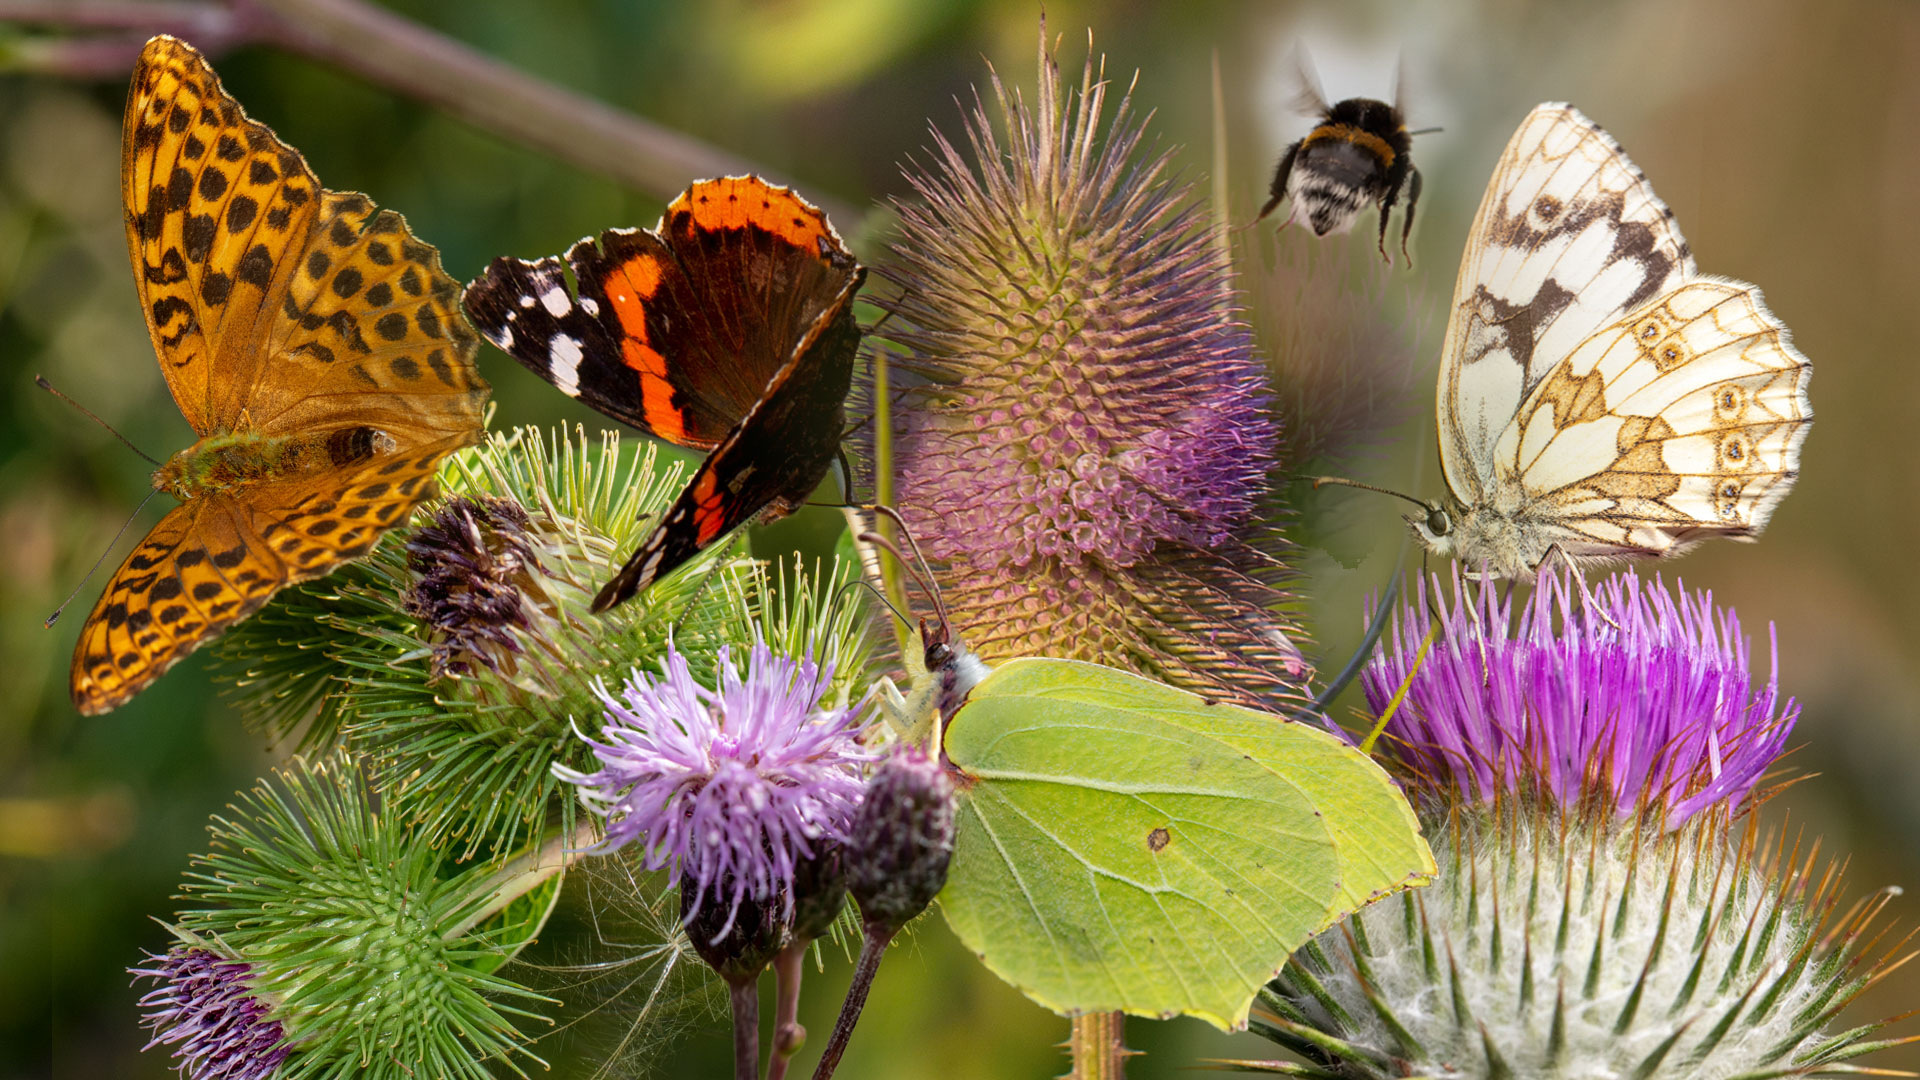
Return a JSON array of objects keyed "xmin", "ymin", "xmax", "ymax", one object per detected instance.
[{"xmin": 1252, "ymin": 57, "xmax": 1432, "ymax": 266}]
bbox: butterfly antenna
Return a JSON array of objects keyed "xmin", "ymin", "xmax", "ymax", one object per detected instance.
[
  {"xmin": 1407, "ymin": 126, "xmax": 1444, "ymax": 136},
  {"xmin": 1299, "ymin": 544, "xmax": 1407, "ymax": 722},
  {"xmin": 45, "ymin": 488, "xmax": 161, "ymax": 629},
  {"xmin": 833, "ymin": 577, "xmax": 913, "ymax": 634},
  {"xmin": 36, "ymin": 376, "xmax": 159, "ymax": 466},
  {"xmin": 1313, "ymin": 474, "xmax": 1439, "ymax": 512},
  {"xmin": 855, "ymin": 528, "xmax": 947, "ymax": 631},
  {"xmin": 859, "ymin": 502, "xmax": 952, "ymax": 631}
]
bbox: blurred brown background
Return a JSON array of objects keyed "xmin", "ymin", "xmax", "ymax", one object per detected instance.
[{"xmin": 1, "ymin": 0, "xmax": 1915, "ymax": 1076}]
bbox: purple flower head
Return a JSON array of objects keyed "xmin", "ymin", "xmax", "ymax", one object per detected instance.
[
  {"xmin": 553, "ymin": 640, "xmax": 872, "ymax": 936},
  {"xmin": 1362, "ymin": 567, "xmax": 1798, "ymax": 822},
  {"xmin": 130, "ymin": 948, "xmax": 290, "ymax": 1080}
]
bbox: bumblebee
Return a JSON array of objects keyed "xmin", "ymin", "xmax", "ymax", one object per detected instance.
[{"xmin": 1253, "ymin": 72, "xmax": 1429, "ymax": 265}]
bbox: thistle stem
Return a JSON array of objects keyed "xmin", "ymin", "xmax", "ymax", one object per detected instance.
[
  {"xmin": 767, "ymin": 942, "xmax": 808, "ymax": 1080},
  {"xmin": 1067, "ymin": 1012, "xmax": 1132, "ymax": 1080},
  {"xmin": 0, "ymin": 0, "xmax": 857, "ymax": 221},
  {"xmin": 730, "ymin": 978, "xmax": 762, "ymax": 1080},
  {"xmin": 808, "ymin": 922, "xmax": 892, "ymax": 1080}
]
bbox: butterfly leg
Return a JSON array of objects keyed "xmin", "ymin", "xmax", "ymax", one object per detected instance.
[{"xmin": 1540, "ymin": 543, "xmax": 1620, "ymax": 631}]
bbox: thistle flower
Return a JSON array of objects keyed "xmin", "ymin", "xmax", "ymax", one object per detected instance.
[
  {"xmin": 1241, "ymin": 803, "xmax": 1911, "ymax": 1078},
  {"xmin": 130, "ymin": 948, "xmax": 290, "ymax": 1080},
  {"xmin": 878, "ymin": 27, "xmax": 1308, "ymax": 707},
  {"xmin": 403, "ymin": 495, "xmax": 550, "ymax": 680},
  {"xmin": 1364, "ymin": 568, "xmax": 1798, "ymax": 822},
  {"xmin": 554, "ymin": 640, "xmax": 872, "ymax": 937}
]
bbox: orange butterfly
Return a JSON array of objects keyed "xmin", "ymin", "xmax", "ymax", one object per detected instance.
[{"xmin": 69, "ymin": 36, "xmax": 490, "ymax": 714}]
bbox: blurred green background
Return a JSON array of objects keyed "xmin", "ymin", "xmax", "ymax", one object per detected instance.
[{"xmin": 3, "ymin": 0, "xmax": 1917, "ymax": 1076}]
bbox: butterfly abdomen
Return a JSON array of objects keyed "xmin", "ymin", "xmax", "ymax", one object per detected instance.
[{"xmin": 152, "ymin": 427, "xmax": 397, "ymax": 498}]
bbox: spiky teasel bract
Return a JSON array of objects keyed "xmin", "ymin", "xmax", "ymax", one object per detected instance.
[
  {"xmin": 214, "ymin": 425, "xmax": 872, "ymax": 858},
  {"xmin": 1235, "ymin": 798, "xmax": 1915, "ymax": 1079},
  {"xmin": 874, "ymin": 27, "xmax": 1308, "ymax": 708},
  {"xmin": 150, "ymin": 753, "xmax": 558, "ymax": 1080}
]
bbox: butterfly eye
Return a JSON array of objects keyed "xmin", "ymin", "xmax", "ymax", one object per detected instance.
[
  {"xmin": 1426, "ymin": 506, "xmax": 1452, "ymax": 535},
  {"xmin": 926, "ymin": 642, "xmax": 953, "ymax": 668}
]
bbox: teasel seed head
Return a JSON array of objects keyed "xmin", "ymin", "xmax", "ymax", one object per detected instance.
[{"xmin": 877, "ymin": 24, "xmax": 1309, "ymax": 709}]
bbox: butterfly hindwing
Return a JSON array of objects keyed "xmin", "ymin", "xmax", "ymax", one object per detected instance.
[
  {"xmin": 592, "ymin": 274, "xmax": 862, "ymax": 611},
  {"xmin": 1499, "ymin": 280, "xmax": 1811, "ymax": 557},
  {"xmin": 72, "ymin": 500, "xmax": 285, "ymax": 714}
]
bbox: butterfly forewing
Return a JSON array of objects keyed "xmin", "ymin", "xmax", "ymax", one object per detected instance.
[
  {"xmin": 1440, "ymin": 104, "xmax": 1694, "ymax": 503},
  {"xmin": 124, "ymin": 36, "xmax": 324, "ymax": 433},
  {"xmin": 463, "ymin": 177, "xmax": 858, "ymax": 454},
  {"xmin": 73, "ymin": 36, "xmax": 490, "ymax": 712},
  {"xmin": 258, "ymin": 191, "xmax": 487, "ymax": 441}
]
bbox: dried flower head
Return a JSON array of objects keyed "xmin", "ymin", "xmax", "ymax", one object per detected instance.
[
  {"xmin": 554, "ymin": 641, "xmax": 872, "ymax": 936},
  {"xmin": 404, "ymin": 495, "xmax": 551, "ymax": 680},
  {"xmin": 879, "ymin": 27, "xmax": 1308, "ymax": 707},
  {"xmin": 1364, "ymin": 568, "xmax": 1798, "ymax": 823},
  {"xmin": 130, "ymin": 948, "xmax": 290, "ymax": 1080}
]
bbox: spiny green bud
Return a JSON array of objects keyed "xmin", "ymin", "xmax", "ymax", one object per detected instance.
[
  {"xmin": 1238, "ymin": 800, "xmax": 1910, "ymax": 1079},
  {"xmin": 163, "ymin": 754, "xmax": 554, "ymax": 1080}
]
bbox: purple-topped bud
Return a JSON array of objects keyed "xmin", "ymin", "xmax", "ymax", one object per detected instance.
[
  {"xmin": 129, "ymin": 947, "xmax": 290, "ymax": 1080},
  {"xmin": 845, "ymin": 746, "xmax": 955, "ymax": 933}
]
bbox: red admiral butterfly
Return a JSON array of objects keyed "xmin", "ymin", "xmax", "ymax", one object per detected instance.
[{"xmin": 463, "ymin": 176, "xmax": 864, "ymax": 612}]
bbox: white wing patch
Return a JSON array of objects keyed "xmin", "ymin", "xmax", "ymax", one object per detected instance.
[{"xmin": 1423, "ymin": 104, "xmax": 1812, "ymax": 578}]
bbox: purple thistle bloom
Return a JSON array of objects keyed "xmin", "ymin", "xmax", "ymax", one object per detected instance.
[
  {"xmin": 553, "ymin": 641, "xmax": 872, "ymax": 935},
  {"xmin": 130, "ymin": 948, "xmax": 290, "ymax": 1080},
  {"xmin": 1363, "ymin": 567, "xmax": 1798, "ymax": 822}
]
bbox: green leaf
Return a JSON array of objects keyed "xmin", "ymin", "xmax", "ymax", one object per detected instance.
[{"xmin": 938, "ymin": 658, "xmax": 1433, "ymax": 1030}]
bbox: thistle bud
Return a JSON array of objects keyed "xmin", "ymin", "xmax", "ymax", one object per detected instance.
[{"xmin": 845, "ymin": 746, "xmax": 955, "ymax": 934}]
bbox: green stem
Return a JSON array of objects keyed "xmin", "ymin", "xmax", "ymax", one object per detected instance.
[
  {"xmin": 868, "ymin": 347, "xmax": 913, "ymax": 658},
  {"xmin": 1067, "ymin": 1012, "xmax": 1133, "ymax": 1080},
  {"xmin": 440, "ymin": 819, "xmax": 595, "ymax": 944},
  {"xmin": 767, "ymin": 942, "xmax": 808, "ymax": 1080},
  {"xmin": 808, "ymin": 922, "xmax": 892, "ymax": 1080}
]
